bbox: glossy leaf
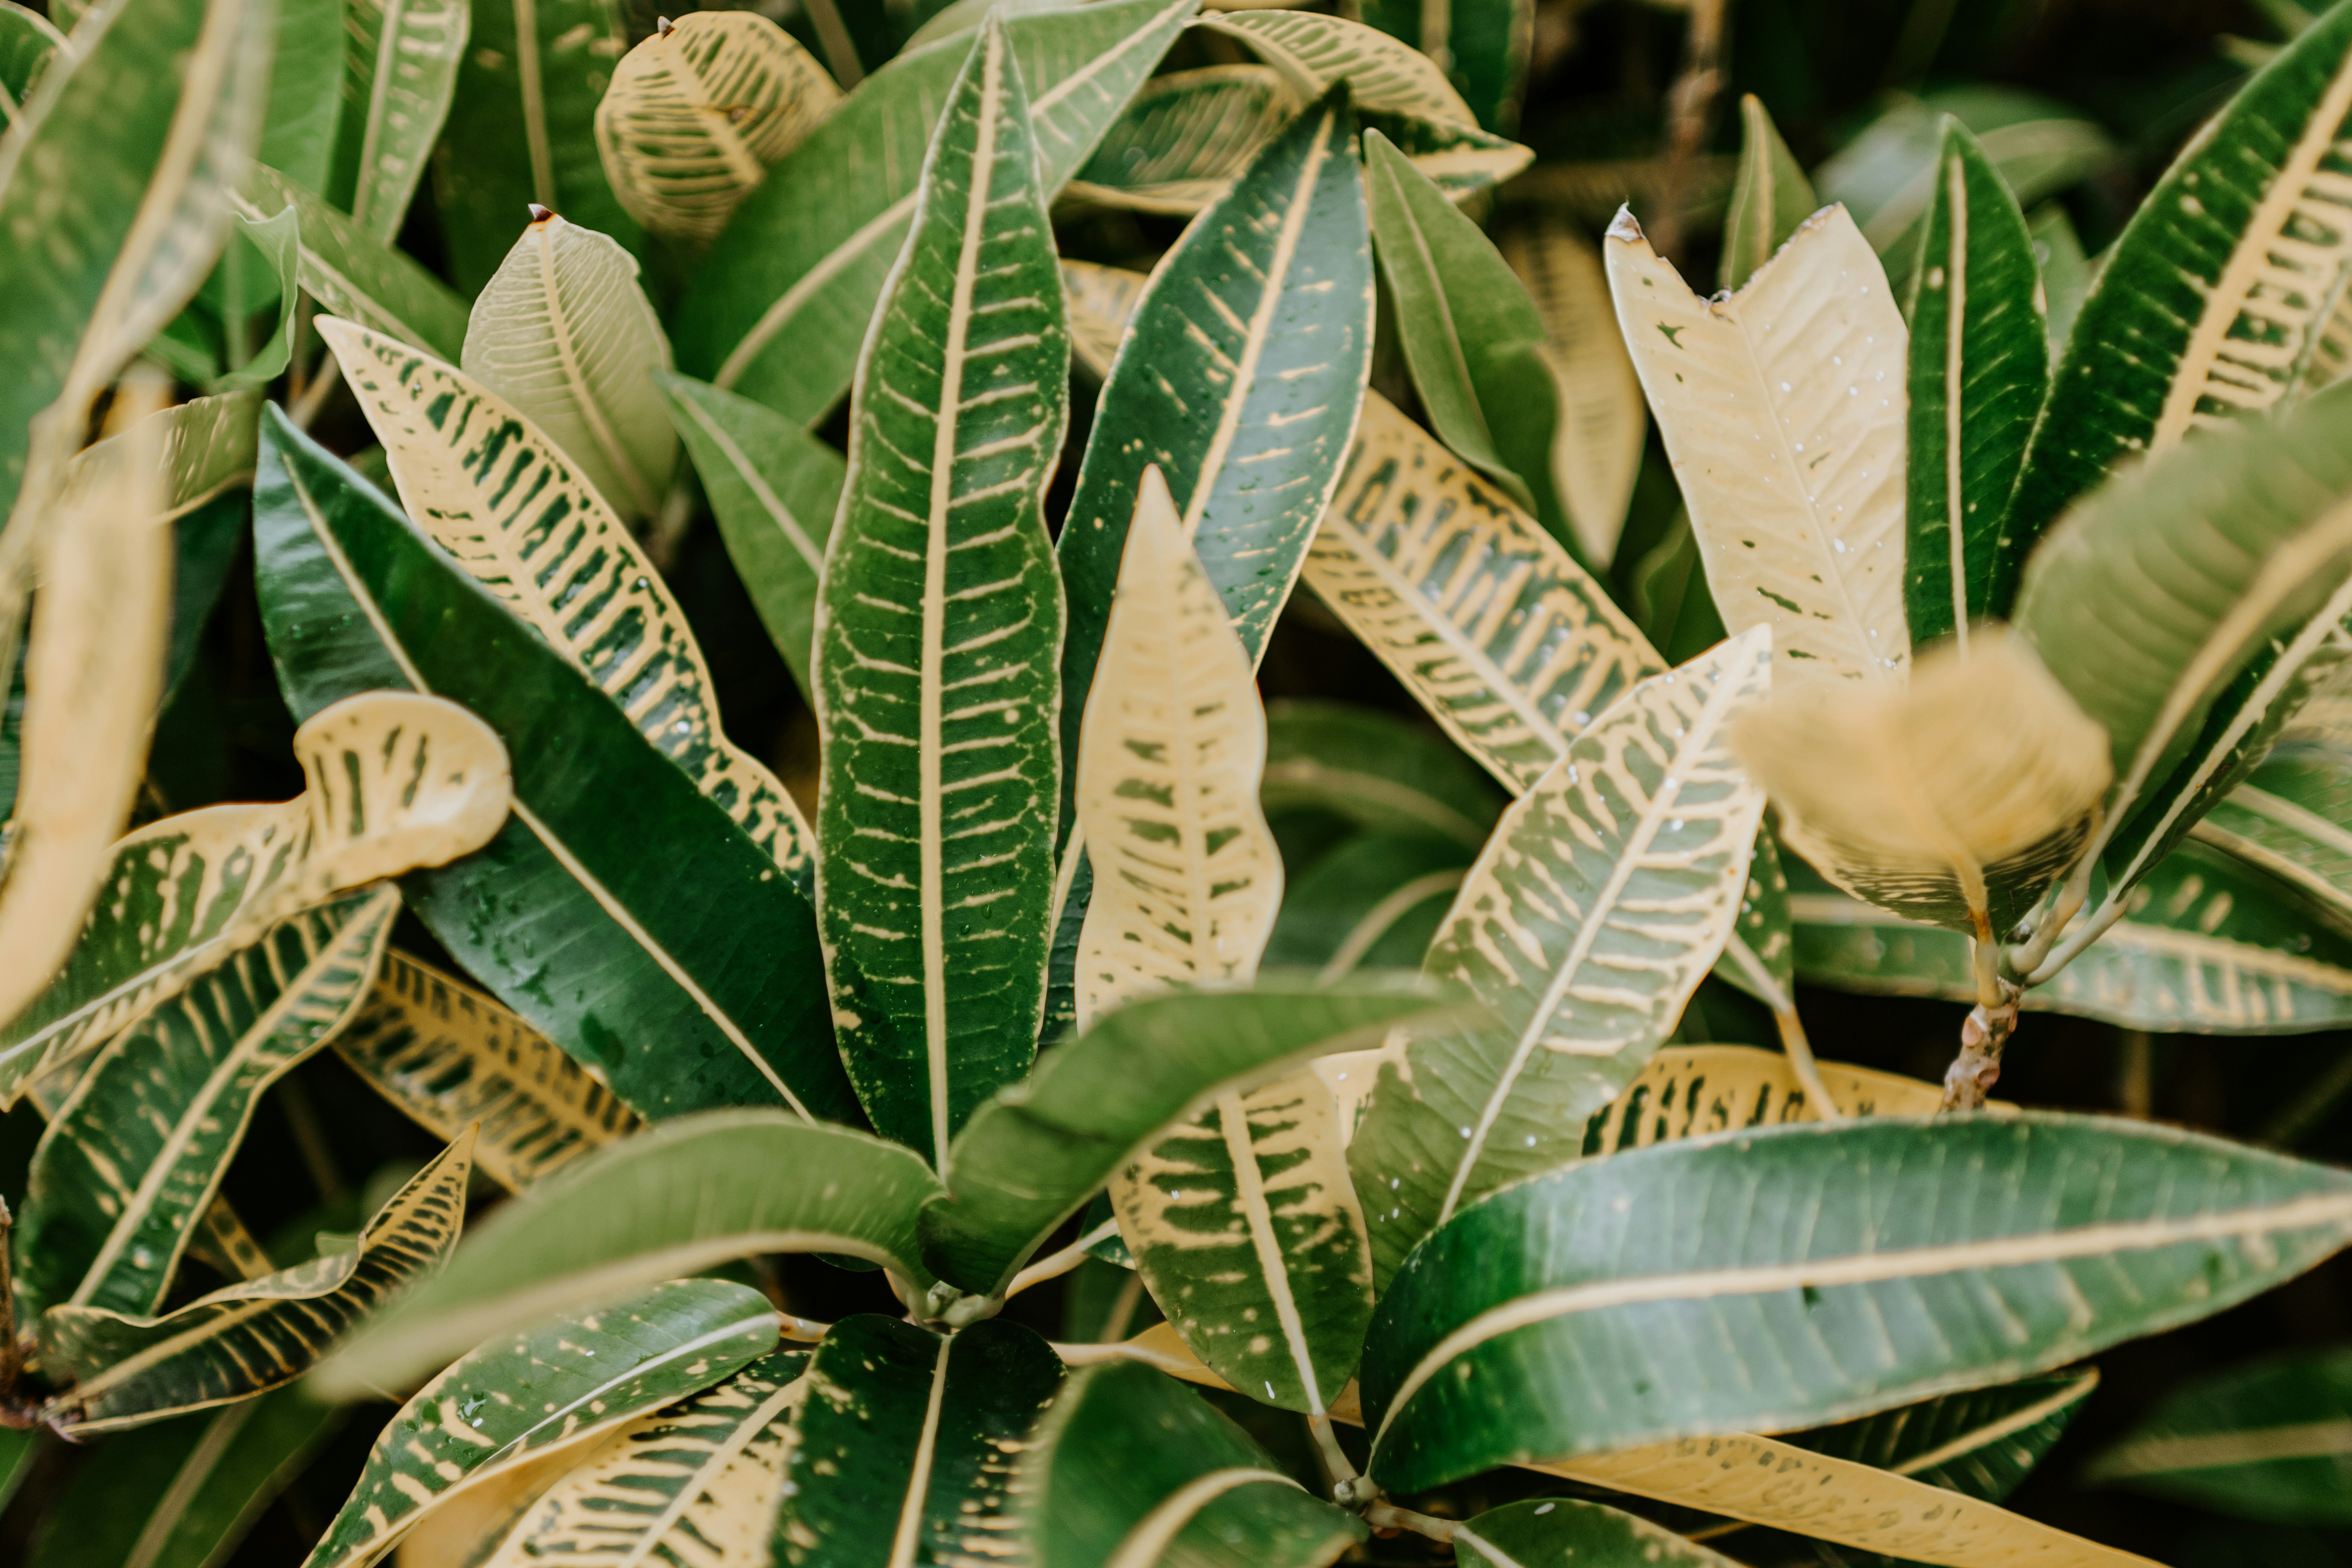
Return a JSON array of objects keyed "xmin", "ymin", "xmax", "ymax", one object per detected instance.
[
  {"xmin": 1793, "ymin": 1367, "xmax": 2101, "ymax": 1503},
  {"xmin": 1583, "ymin": 1044, "xmax": 1950, "ymax": 1156},
  {"xmin": 1263, "ymin": 829, "xmax": 1470, "ymax": 979},
  {"xmin": 252, "ymin": 410, "xmax": 855, "ymax": 1122},
  {"xmin": 1350, "ymin": 0, "xmax": 1531, "ymax": 132},
  {"xmin": 38, "ymin": 1129, "xmax": 472, "ymax": 1433},
  {"xmin": 772, "ymin": 1315, "xmax": 1065, "ymax": 1564},
  {"xmin": 1719, "ymin": 93, "xmax": 1818, "ymax": 293},
  {"xmin": 303, "ymin": 1280, "xmax": 780, "ymax": 1568},
  {"xmin": 460, "ymin": 214, "xmax": 680, "ymax": 524},
  {"xmin": 1065, "ymin": 64, "xmax": 1296, "ymax": 214},
  {"xmin": 1262, "ymin": 700, "xmax": 1508, "ymax": 855},
  {"xmin": 815, "ymin": 19, "xmax": 1069, "ymax": 1166},
  {"xmin": 1348, "ymin": 629, "xmax": 1773, "ymax": 1281},
  {"xmin": 921, "ymin": 979, "xmax": 1463, "ymax": 1297},
  {"xmin": 671, "ymin": 0, "xmax": 1196, "ymax": 424},
  {"xmin": 321, "ymin": 1111, "xmax": 940, "ymax": 1392},
  {"xmin": 1607, "ymin": 204, "xmax": 1910, "ymax": 686},
  {"xmin": 1903, "ymin": 120, "xmax": 2050, "ymax": 650},
  {"xmin": 1456, "ymin": 1498, "xmax": 1742, "ymax": 1568},
  {"xmin": 211, "ymin": 204, "xmax": 300, "ymax": 391},
  {"xmin": 335, "ymin": 948, "xmax": 642, "ymax": 1193},
  {"xmin": 16, "ymin": 885, "xmax": 400, "ymax": 1318},
  {"xmin": 2086, "ymin": 1345, "xmax": 2352, "ymax": 1525},
  {"xmin": 1361, "ymin": 1114, "xmax": 2352, "ymax": 1492},
  {"xmin": 233, "ymin": 163, "xmax": 470, "ymax": 359},
  {"xmin": 2192, "ymin": 743, "xmax": 2352, "ymax": 933},
  {"xmin": 326, "ymin": 0, "xmax": 464, "ymax": 235},
  {"xmin": 1018, "ymin": 1360, "xmax": 1366, "ymax": 1568}
]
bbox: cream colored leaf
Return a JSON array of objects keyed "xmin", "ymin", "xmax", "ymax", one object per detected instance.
[
  {"xmin": 1585, "ymin": 1043, "xmax": 1963, "ymax": 1156},
  {"xmin": 1062, "ymin": 259, "xmax": 1150, "ymax": 381},
  {"xmin": 1606, "ymin": 203, "xmax": 1909, "ymax": 684},
  {"xmin": 1498, "ymin": 219, "xmax": 1644, "ymax": 569},
  {"xmin": 1075, "ymin": 466, "xmax": 1285, "ymax": 1027},
  {"xmin": 460, "ymin": 213, "xmax": 679, "ymax": 523},
  {"xmin": 335, "ymin": 949, "xmax": 641, "ymax": 1193},
  {"xmin": 60, "ymin": 388, "xmax": 259, "ymax": 520},
  {"xmin": 320, "ymin": 315, "xmax": 813, "ymax": 883},
  {"xmin": 1733, "ymin": 631, "xmax": 2110, "ymax": 936},
  {"xmin": 1198, "ymin": 10, "xmax": 1478, "ymax": 128},
  {"xmin": 595, "ymin": 11, "xmax": 839, "ymax": 245}
]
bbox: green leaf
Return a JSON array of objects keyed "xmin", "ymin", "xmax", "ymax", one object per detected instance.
[
  {"xmin": 326, "ymin": 0, "xmax": 465, "ymax": 236},
  {"xmin": 1066, "ymin": 64, "xmax": 1297, "ymax": 214},
  {"xmin": 302, "ymin": 1279, "xmax": 779, "ymax": 1568},
  {"xmin": 37, "ymin": 1127, "xmax": 471, "ymax": 1433},
  {"xmin": 1262, "ymin": 830, "xmax": 1470, "ymax": 979},
  {"xmin": 1456, "ymin": 1498, "xmax": 1743, "ymax": 1568},
  {"xmin": 1018, "ymin": 1360, "xmax": 1366, "ymax": 1568},
  {"xmin": 1262, "ymin": 700, "xmax": 1508, "ymax": 855},
  {"xmin": 2192, "ymin": 743, "xmax": 2352, "ymax": 931},
  {"xmin": 254, "ymin": 0, "xmax": 342, "ymax": 197},
  {"xmin": 1365, "ymin": 130, "xmax": 1575, "ymax": 555},
  {"xmin": 1712, "ymin": 826, "xmax": 1796, "ymax": 1007},
  {"xmin": 0, "ymin": 4, "xmax": 65, "ymax": 132},
  {"xmin": 252, "ymin": 404, "xmax": 856, "ymax": 1123},
  {"xmin": 1790, "ymin": 1367, "xmax": 2100, "ymax": 1503},
  {"xmin": 2004, "ymin": 10, "xmax": 2352, "ymax": 578},
  {"xmin": 60, "ymin": 386, "xmax": 261, "ymax": 524},
  {"xmin": 1197, "ymin": 8, "xmax": 1482, "ymax": 128},
  {"xmin": 1359, "ymin": 1113, "xmax": 2352, "ymax": 1495},
  {"xmin": 319, "ymin": 1111, "xmax": 940, "ymax": 1392},
  {"xmin": 473, "ymin": 1348, "xmax": 813, "ymax": 1567},
  {"xmin": 429, "ymin": 0, "xmax": 642, "ymax": 296},
  {"xmin": 21, "ymin": 1388, "xmax": 343, "ymax": 1568},
  {"xmin": 211, "ymin": 203, "xmax": 300, "ymax": 390},
  {"xmin": 338, "ymin": 947, "xmax": 641, "ymax": 1194},
  {"xmin": 2086, "ymin": 1345, "xmax": 2352, "ymax": 1525},
  {"xmin": 0, "ymin": 690, "xmax": 512, "ymax": 1106},
  {"xmin": 670, "ymin": 0, "xmax": 1195, "ymax": 424},
  {"xmin": 1902, "ymin": 119, "xmax": 2049, "ymax": 650},
  {"xmin": 658, "ymin": 371, "xmax": 844, "ymax": 704},
  {"xmin": 2028, "ymin": 202, "xmax": 2091, "ymax": 356},
  {"xmin": 772, "ymin": 1315, "xmax": 1065, "ymax": 1564},
  {"xmin": 16, "ymin": 885, "xmax": 400, "ymax": 1318},
  {"xmin": 233, "ymin": 163, "xmax": 471, "ymax": 359},
  {"xmin": 1348, "ymin": 630, "xmax": 1773, "ymax": 1282},
  {"xmin": 920, "ymin": 979, "xmax": 1464, "ymax": 1298},
  {"xmin": 1349, "ymin": 0, "xmax": 1532, "ymax": 132},
  {"xmin": 1719, "ymin": 93, "xmax": 1817, "ymax": 293}
]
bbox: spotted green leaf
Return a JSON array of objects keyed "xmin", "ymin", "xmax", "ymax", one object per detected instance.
[
  {"xmin": 1719, "ymin": 93, "xmax": 1817, "ymax": 293},
  {"xmin": 2086, "ymin": 1345, "xmax": 2352, "ymax": 1524},
  {"xmin": 325, "ymin": 0, "xmax": 464, "ymax": 235}
]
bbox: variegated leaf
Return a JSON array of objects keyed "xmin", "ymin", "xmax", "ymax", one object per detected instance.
[
  {"xmin": 771, "ymin": 1316, "xmax": 1064, "ymax": 1565},
  {"xmin": 301, "ymin": 1280, "xmax": 781, "ymax": 1568},
  {"xmin": 233, "ymin": 163, "xmax": 470, "ymax": 359},
  {"xmin": 1060, "ymin": 258, "xmax": 1149, "ymax": 380},
  {"xmin": 37, "ymin": 1127, "xmax": 473, "ymax": 1434},
  {"xmin": 0, "ymin": 3, "xmax": 63, "ymax": 132},
  {"xmin": 2084, "ymin": 1345, "xmax": 2352, "ymax": 1524},
  {"xmin": 1606, "ymin": 204, "xmax": 1910, "ymax": 685},
  {"xmin": 1456, "ymin": 1499, "xmax": 1741, "ymax": 1568},
  {"xmin": 327, "ymin": 0, "xmax": 466, "ymax": 240},
  {"xmin": 58, "ymin": 387, "xmax": 260, "ymax": 520},
  {"xmin": 1065, "ymin": 64, "xmax": 1296, "ymax": 214},
  {"xmin": 594, "ymin": 11, "xmax": 839, "ymax": 245},
  {"xmin": 460, "ymin": 212, "xmax": 679, "ymax": 524},
  {"xmin": 815, "ymin": 19, "xmax": 1070, "ymax": 1166},
  {"xmin": 1787, "ymin": 1368, "xmax": 2102, "ymax": 1505},
  {"xmin": 0, "ymin": 690, "xmax": 513, "ymax": 1103},
  {"xmin": 335, "ymin": 948, "xmax": 641, "ymax": 1193},
  {"xmin": 318, "ymin": 317, "xmax": 812, "ymax": 885},
  {"xmin": 1347, "ymin": 628, "xmax": 1773, "ymax": 1281},
  {"xmin": 1197, "ymin": 8, "xmax": 1480, "ymax": 128},
  {"xmin": 477, "ymin": 1349, "xmax": 813, "ymax": 1567},
  {"xmin": 15, "ymin": 885, "xmax": 400, "ymax": 1320},
  {"xmin": 1583, "ymin": 1043, "xmax": 1951, "ymax": 1157},
  {"xmin": 1349, "ymin": 0, "xmax": 1531, "ymax": 133}
]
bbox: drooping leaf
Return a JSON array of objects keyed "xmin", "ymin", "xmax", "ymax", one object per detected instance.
[
  {"xmin": 318, "ymin": 319, "xmax": 813, "ymax": 884},
  {"xmin": 815, "ymin": 18, "xmax": 1069, "ymax": 1167},
  {"xmin": 206, "ymin": 204, "xmax": 301, "ymax": 392},
  {"xmin": 771, "ymin": 1315, "xmax": 1066, "ymax": 1565},
  {"xmin": 251, "ymin": 409, "xmax": 855, "ymax": 1122},
  {"xmin": 459, "ymin": 215, "xmax": 680, "ymax": 524},
  {"xmin": 16, "ymin": 885, "xmax": 400, "ymax": 1318},
  {"xmin": 1456, "ymin": 1498, "xmax": 1743, "ymax": 1568},
  {"xmin": 1262, "ymin": 699, "xmax": 1507, "ymax": 855},
  {"xmin": 670, "ymin": 0, "xmax": 1196, "ymax": 424},
  {"xmin": 1350, "ymin": 0, "xmax": 1531, "ymax": 132},
  {"xmin": 232, "ymin": 163, "xmax": 470, "ymax": 359},
  {"xmin": 429, "ymin": 0, "xmax": 642, "ymax": 296},
  {"xmin": 474, "ymin": 1348, "xmax": 813, "ymax": 1568},
  {"xmin": 334, "ymin": 948, "xmax": 641, "ymax": 1193},
  {"xmin": 0, "ymin": 3, "xmax": 63, "ymax": 131},
  {"xmin": 1360, "ymin": 1113, "xmax": 2352, "ymax": 1494},
  {"xmin": 920, "ymin": 979, "xmax": 1463, "ymax": 1298},
  {"xmin": 1606, "ymin": 204, "xmax": 1910, "ymax": 686},
  {"xmin": 1582, "ymin": 1043, "xmax": 1951, "ymax": 1156},
  {"xmin": 302, "ymin": 1280, "xmax": 780, "ymax": 1568},
  {"xmin": 0, "ymin": 689, "xmax": 512, "ymax": 1104},
  {"xmin": 1719, "ymin": 93, "xmax": 1818, "ymax": 293},
  {"xmin": 2085, "ymin": 1345, "xmax": 2352, "ymax": 1525},
  {"xmin": 325, "ymin": 0, "xmax": 465, "ymax": 235},
  {"xmin": 38, "ymin": 1128, "xmax": 472, "ymax": 1433},
  {"xmin": 2004, "ymin": 6, "xmax": 2352, "ymax": 574},
  {"xmin": 1262, "ymin": 830, "xmax": 1470, "ymax": 979},
  {"xmin": 1018, "ymin": 1360, "xmax": 1367, "ymax": 1568},
  {"xmin": 321, "ymin": 1111, "xmax": 940, "ymax": 1392},
  {"xmin": 1903, "ymin": 120, "xmax": 2050, "ymax": 650},
  {"xmin": 1348, "ymin": 629, "xmax": 1773, "ymax": 1282},
  {"xmin": 1064, "ymin": 64, "xmax": 1296, "ymax": 213},
  {"xmin": 594, "ymin": 11, "xmax": 838, "ymax": 245}
]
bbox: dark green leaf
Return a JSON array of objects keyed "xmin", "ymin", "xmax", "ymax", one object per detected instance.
[
  {"xmin": 325, "ymin": 0, "xmax": 466, "ymax": 235},
  {"xmin": 2086, "ymin": 1345, "xmax": 2352, "ymax": 1525},
  {"xmin": 1456, "ymin": 1498, "xmax": 1741, "ymax": 1568},
  {"xmin": 1350, "ymin": 0, "xmax": 1531, "ymax": 132},
  {"xmin": 0, "ymin": 4, "xmax": 63, "ymax": 131},
  {"xmin": 1262, "ymin": 701, "xmax": 1506, "ymax": 857},
  {"xmin": 2192, "ymin": 743, "xmax": 2352, "ymax": 932},
  {"xmin": 255, "ymin": 0, "xmax": 343, "ymax": 196},
  {"xmin": 1790, "ymin": 1367, "xmax": 2100, "ymax": 1503},
  {"xmin": 1262, "ymin": 830, "xmax": 1471, "ymax": 978}
]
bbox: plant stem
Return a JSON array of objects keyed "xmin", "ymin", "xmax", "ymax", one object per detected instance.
[
  {"xmin": 1366, "ymin": 1500, "xmax": 1457, "ymax": 1541},
  {"xmin": 1005, "ymin": 1217, "xmax": 1120, "ymax": 1297},
  {"xmin": 1644, "ymin": 0, "xmax": 1729, "ymax": 264},
  {"xmin": 1307, "ymin": 1410, "xmax": 1360, "ymax": 1491},
  {"xmin": 0, "ymin": 1198, "xmax": 33, "ymax": 1428},
  {"xmin": 1775, "ymin": 1003, "xmax": 1846, "ymax": 1120},
  {"xmin": 2118, "ymin": 1029, "xmax": 2154, "ymax": 1118},
  {"xmin": 1940, "ymin": 978, "xmax": 2021, "ymax": 1111}
]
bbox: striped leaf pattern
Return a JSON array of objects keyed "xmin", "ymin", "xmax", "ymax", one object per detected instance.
[
  {"xmin": 771, "ymin": 1316, "xmax": 1064, "ymax": 1565},
  {"xmin": 319, "ymin": 318, "xmax": 812, "ymax": 884},
  {"xmin": 1067, "ymin": 65, "xmax": 1296, "ymax": 214},
  {"xmin": 36, "ymin": 1128, "xmax": 473, "ymax": 1434},
  {"xmin": 460, "ymin": 213, "xmax": 679, "ymax": 523},
  {"xmin": 2191, "ymin": 743, "xmax": 2352, "ymax": 931},
  {"xmin": 1061, "ymin": 258, "xmax": 1149, "ymax": 379},
  {"xmin": 1584, "ymin": 1043, "xmax": 1949, "ymax": 1156},
  {"xmin": 1198, "ymin": 8, "xmax": 1480, "ymax": 128},
  {"xmin": 1606, "ymin": 204, "xmax": 1911, "ymax": 685},
  {"xmin": 327, "ymin": 0, "xmax": 466, "ymax": 239},
  {"xmin": 1350, "ymin": 0, "xmax": 1532, "ymax": 132},
  {"xmin": 594, "ymin": 11, "xmax": 839, "ymax": 244},
  {"xmin": 816, "ymin": 19, "xmax": 1070, "ymax": 1166},
  {"xmin": 0, "ymin": 4, "xmax": 62, "ymax": 132},
  {"xmin": 335, "ymin": 948, "xmax": 641, "ymax": 1193},
  {"xmin": 15, "ymin": 885, "xmax": 400, "ymax": 1319},
  {"xmin": 478, "ymin": 1350, "xmax": 813, "ymax": 1567},
  {"xmin": 0, "ymin": 691, "xmax": 512, "ymax": 1104},
  {"xmin": 302, "ymin": 1281, "xmax": 780, "ymax": 1568},
  {"xmin": 1347, "ymin": 627, "xmax": 1773, "ymax": 1281},
  {"xmin": 1795, "ymin": 1368, "xmax": 2102, "ymax": 1504}
]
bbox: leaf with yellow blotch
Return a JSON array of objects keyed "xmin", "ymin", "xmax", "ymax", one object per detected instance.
[{"xmin": 1582, "ymin": 1043, "xmax": 1955, "ymax": 1156}]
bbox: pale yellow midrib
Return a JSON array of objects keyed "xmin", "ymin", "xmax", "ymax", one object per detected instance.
[
  {"xmin": 122, "ymin": 1400, "xmax": 259, "ymax": 1568},
  {"xmin": 2094, "ymin": 1416, "xmax": 2352, "ymax": 1477},
  {"xmin": 1942, "ymin": 152, "xmax": 1969, "ymax": 654},
  {"xmin": 1891, "ymin": 1368, "xmax": 2098, "ymax": 1478},
  {"xmin": 1218, "ymin": 1088, "xmax": 1327, "ymax": 1413},
  {"xmin": 883, "ymin": 1336, "xmax": 956, "ymax": 1568},
  {"xmin": 351, "ymin": 0, "xmax": 410, "ymax": 230},
  {"xmin": 1100, "ymin": 1468, "xmax": 1302, "ymax": 1568},
  {"xmin": 529, "ymin": 225, "xmax": 661, "ymax": 517}
]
